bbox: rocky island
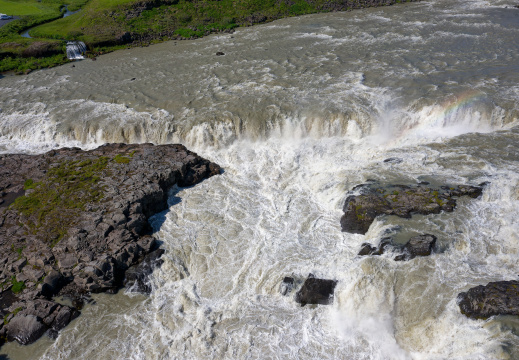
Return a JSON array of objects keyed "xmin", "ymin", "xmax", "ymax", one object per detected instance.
[
  {"xmin": 0, "ymin": 143, "xmax": 220, "ymax": 346},
  {"xmin": 340, "ymin": 182, "xmax": 484, "ymax": 235}
]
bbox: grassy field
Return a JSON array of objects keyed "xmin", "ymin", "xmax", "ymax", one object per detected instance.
[
  {"xmin": 1, "ymin": 0, "xmax": 417, "ymax": 73},
  {"xmin": 0, "ymin": 0, "xmax": 47, "ymax": 16}
]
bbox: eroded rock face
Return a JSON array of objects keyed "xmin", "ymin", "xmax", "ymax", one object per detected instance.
[
  {"xmin": 295, "ymin": 275, "xmax": 337, "ymax": 306},
  {"xmin": 341, "ymin": 184, "xmax": 484, "ymax": 234},
  {"xmin": 458, "ymin": 281, "xmax": 519, "ymax": 320},
  {"xmin": 0, "ymin": 143, "xmax": 221, "ymax": 346}
]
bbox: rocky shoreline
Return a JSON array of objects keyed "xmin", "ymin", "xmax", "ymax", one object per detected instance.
[{"xmin": 0, "ymin": 143, "xmax": 221, "ymax": 346}]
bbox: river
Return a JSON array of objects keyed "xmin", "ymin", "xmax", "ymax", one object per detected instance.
[{"xmin": 1, "ymin": 0, "xmax": 519, "ymax": 358}]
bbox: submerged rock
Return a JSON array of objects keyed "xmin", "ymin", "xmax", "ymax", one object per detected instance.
[
  {"xmin": 358, "ymin": 237, "xmax": 393, "ymax": 257},
  {"xmin": 295, "ymin": 275, "xmax": 337, "ymax": 306},
  {"xmin": 280, "ymin": 277, "xmax": 295, "ymax": 296},
  {"xmin": 458, "ymin": 280, "xmax": 519, "ymax": 319},
  {"xmin": 0, "ymin": 143, "xmax": 221, "ymax": 346},
  {"xmin": 341, "ymin": 183, "xmax": 484, "ymax": 234}
]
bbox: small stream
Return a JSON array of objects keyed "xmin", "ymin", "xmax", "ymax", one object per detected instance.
[
  {"xmin": 20, "ymin": 5, "xmax": 86, "ymax": 60},
  {"xmin": 21, "ymin": 5, "xmax": 81, "ymax": 39}
]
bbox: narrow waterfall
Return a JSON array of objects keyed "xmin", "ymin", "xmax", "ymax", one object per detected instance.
[{"xmin": 66, "ymin": 41, "xmax": 87, "ymax": 60}]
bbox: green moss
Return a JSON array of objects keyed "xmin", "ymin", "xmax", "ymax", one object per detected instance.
[
  {"xmin": 23, "ymin": 179, "xmax": 35, "ymax": 190},
  {"xmin": 354, "ymin": 205, "xmax": 366, "ymax": 220},
  {"xmin": 11, "ymin": 156, "xmax": 109, "ymax": 246},
  {"xmin": 10, "ymin": 277, "xmax": 26, "ymax": 294},
  {"xmin": 10, "ymin": 244, "xmax": 25, "ymax": 259},
  {"xmin": 114, "ymin": 154, "xmax": 130, "ymax": 164},
  {"xmin": 2, "ymin": 307, "xmax": 23, "ymax": 325},
  {"xmin": 12, "ymin": 307, "xmax": 22, "ymax": 316}
]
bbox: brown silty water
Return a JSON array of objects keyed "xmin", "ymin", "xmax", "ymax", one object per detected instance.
[{"xmin": 1, "ymin": 0, "xmax": 519, "ymax": 359}]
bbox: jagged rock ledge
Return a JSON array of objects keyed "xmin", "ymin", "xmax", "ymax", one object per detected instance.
[
  {"xmin": 0, "ymin": 143, "xmax": 221, "ymax": 346},
  {"xmin": 341, "ymin": 183, "xmax": 485, "ymax": 235},
  {"xmin": 458, "ymin": 281, "xmax": 519, "ymax": 320}
]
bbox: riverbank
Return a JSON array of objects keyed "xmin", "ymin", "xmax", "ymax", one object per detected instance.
[{"xmin": 0, "ymin": 0, "xmax": 418, "ymax": 74}]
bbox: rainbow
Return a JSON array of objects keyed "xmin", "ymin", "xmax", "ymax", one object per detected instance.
[
  {"xmin": 438, "ymin": 89, "xmax": 486, "ymax": 121},
  {"xmin": 383, "ymin": 89, "xmax": 489, "ymax": 145}
]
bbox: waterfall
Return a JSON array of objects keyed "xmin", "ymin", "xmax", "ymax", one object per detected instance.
[{"xmin": 66, "ymin": 41, "xmax": 87, "ymax": 60}]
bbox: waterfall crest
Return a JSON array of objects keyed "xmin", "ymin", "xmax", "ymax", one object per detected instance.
[{"xmin": 66, "ymin": 41, "xmax": 86, "ymax": 60}]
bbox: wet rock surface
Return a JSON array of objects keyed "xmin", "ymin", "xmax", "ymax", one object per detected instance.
[
  {"xmin": 124, "ymin": 248, "xmax": 165, "ymax": 294},
  {"xmin": 458, "ymin": 281, "xmax": 519, "ymax": 320},
  {"xmin": 279, "ymin": 277, "xmax": 295, "ymax": 296},
  {"xmin": 0, "ymin": 143, "xmax": 221, "ymax": 346},
  {"xmin": 341, "ymin": 183, "xmax": 484, "ymax": 234},
  {"xmin": 295, "ymin": 275, "xmax": 337, "ymax": 306},
  {"xmin": 358, "ymin": 234, "xmax": 436, "ymax": 261}
]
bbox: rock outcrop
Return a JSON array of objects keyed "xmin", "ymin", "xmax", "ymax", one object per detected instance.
[
  {"xmin": 295, "ymin": 275, "xmax": 337, "ymax": 306},
  {"xmin": 0, "ymin": 143, "xmax": 221, "ymax": 346},
  {"xmin": 394, "ymin": 234, "xmax": 437, "ymax": 261},
  {"xmin": 358, "ymin": 234, "xmax": 437, "ymax": 261},
  {"xmin": 458, "ymin": 281, "xmax": 519, "ymax": 320},
  {"xmin": 341, "ymin": 183, "xmax": 484, "ymax": 234}
]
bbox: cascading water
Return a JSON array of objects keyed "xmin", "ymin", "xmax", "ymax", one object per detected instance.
[
  {"xmin": 66, "ymin": 41, "xmax": 86, "ymax": 60},
  {"xmin": 1, "ymin": 0, "xmax": 519, "ymax": 359}
]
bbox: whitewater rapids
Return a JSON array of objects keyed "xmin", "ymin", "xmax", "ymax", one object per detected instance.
[{"xmin": 1, "ymin": 0, "xmax": 519, "ymax": 359}]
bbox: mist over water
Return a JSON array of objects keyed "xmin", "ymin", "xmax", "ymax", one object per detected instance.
[{"xmin": 2, "ymin": 0, "xmax": 519, "ymax": 359}]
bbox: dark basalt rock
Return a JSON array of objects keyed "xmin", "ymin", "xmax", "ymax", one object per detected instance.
[
  {"xmin": 124, "ymin": 248, "xmax": 165, "ymax": 294},
  {"xmin": 0, "ymin": 143, "xmax": 221, "ymax": 346},
  {"xmin": 341, "ymin": 183, "xmax": 484, "ymax": 234},
  {"xmin": 383, "ymin": 157, "xmax": 403, "ymax": 164},
  {"xmin": 358, "ymin": 237, "xmax": 393, "ymax": 257},
  {"xmin": 359, "ymin": 234, "xmax": 436, "ymax": 261},
  {"xmin": 279, "ymin": 277, "xmax": 295, "ymax": 296},
  {"xmin": 40, "ymin": 270, "xmax": 64, "ymax": 298},
  {"xmin": 394, "ymin": 234, "xmax": 437, "ymax": 261},
  {"xmin": 295, "ymin": 275, "xmax": 337, "ymax": 306},
  {"xmin": 5, "ymin": 314, "xmax": 47, "ymax": 345},
  {"xmin": 4, "ymin": 300, "xmax": 79, "ymax": 344},
  {"xmin": 358, "ymin": 243, "xmax": 378, "ymax": 256},
  {"xmin": 458, "ymin": 281, "xmax": 519, "ymax": 320}
]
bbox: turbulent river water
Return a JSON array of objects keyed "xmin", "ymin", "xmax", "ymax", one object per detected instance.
[{"xmin": 1, "ymin": 0, "xmax": 519, "ymax": 358}]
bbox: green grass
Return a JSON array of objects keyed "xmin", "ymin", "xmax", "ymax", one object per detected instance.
[
  {"xmin": 1, "ymin": 0, "xmax": 417, "ymax": 72},
  {"xmin": 0, "ymin": 0, "xmax": 45, "ymax": 16}
]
